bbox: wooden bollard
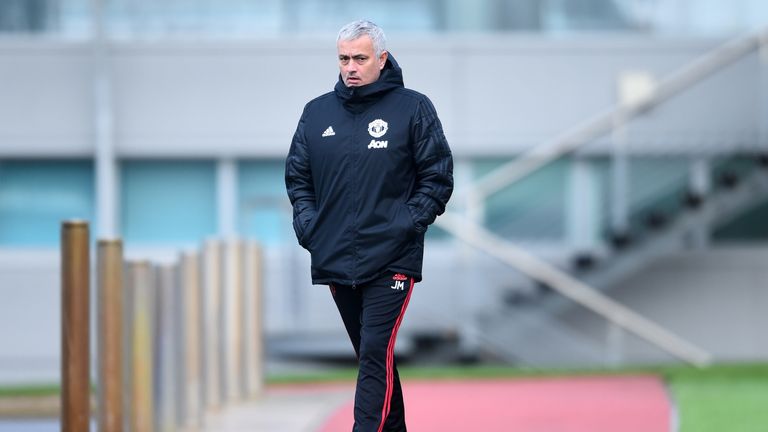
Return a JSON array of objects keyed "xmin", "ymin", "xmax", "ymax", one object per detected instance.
[
  {"xmin": 61, "ymin": 220, "xmax": 91, "ymax": 432},
  {"xmin": 178, "ymin": 252, "xmax": 203, "ymax": 428},
  {"xmin": 125, "ymin": 261, "xmax": 155, "ymax": 432},
  {"xmin": 222, "ymin": 239, "xmax": 244, "ymax": 402},
  {"xmin": 243, "ymin": 241, "xmax": 265, "ymax": 398},
  {"xmin": 154, "ymin": 264, "xmax": 177, "ymax": 432},
  {"xmin": 201, "ymin": 239, "xmax": 223, "ymax": 409},
  {"xmin": 97, "ymin": 239, "xmax": 124, "ymax": 432}
]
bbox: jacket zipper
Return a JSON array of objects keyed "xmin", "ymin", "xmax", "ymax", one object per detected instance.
[{"xmin": 350, "ymin": 112, "xmax": 360, "ymax": 287}]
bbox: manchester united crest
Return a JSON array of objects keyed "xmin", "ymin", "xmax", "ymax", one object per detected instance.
[{"xmin": 368, "ymin": 119, "xmax": 388, "ymax": 138}]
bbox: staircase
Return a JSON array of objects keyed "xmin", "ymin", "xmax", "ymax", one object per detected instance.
[
  {"xmin": 581, "ymin": 159, "xmax": 768, "ymax": 290},
  {"xmin": 435, "ymin": 27, "xmax": 768, "ymax": 367},
  {"xmin": 462, "ymin": 159, "xmax": 768, "ymax": 367}
]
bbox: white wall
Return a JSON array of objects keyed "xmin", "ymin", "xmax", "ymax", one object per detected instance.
[
  {"xmin": 0, "ymin": 249, "xmax": 60, "ymax": 383},
  {"xmin": 0, "ymin": 35, "xmax": 764, "ymax": 159},
  {"xmin": 560, "ymin": 245, "xmax": 768, "ymax": 364}
]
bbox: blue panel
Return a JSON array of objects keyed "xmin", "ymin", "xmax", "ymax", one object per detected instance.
[
  {"xmin": 238, "ymin": 160, "xmax": 291, "ymax": 245},
  {"xmin": 0, "ymin": 160, "xmax": 95, "ymax": 246},
  {"xmin": 121, "ymin": 160, "xmax": 216, "ymax": 244}
]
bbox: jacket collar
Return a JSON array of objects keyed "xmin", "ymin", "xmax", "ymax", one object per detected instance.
[{"xmin": 334, "ymin": 54, "xmax": 404, "ymax": 114}]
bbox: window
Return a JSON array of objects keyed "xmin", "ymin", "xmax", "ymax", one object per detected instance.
[
  {"xmin": 476, "ymin": 157, "xmax": 568, "ymax": 240},
  {"xmin": 121, "ymin": 160, "xmax": 216, "ymax": 244},
  {"xmin": 0, "ymin": 159, "xmax": 94, "ymax": 246},
  {"xmin": 238, "ymin": 160, "xmax": 290, "ymax": 245}
]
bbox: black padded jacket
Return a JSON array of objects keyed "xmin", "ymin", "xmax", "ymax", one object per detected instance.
[{"xmin": 285, "ymin": 54, "xmax": 453, "ymax": 286}]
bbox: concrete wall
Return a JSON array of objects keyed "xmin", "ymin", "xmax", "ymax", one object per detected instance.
[
  {"xmin": 0, "ymin": 35, "xmax": 763, "ymax": 159},
  {"xmin": 0, "ymin": 249, "xmax": 60, "ymax": 383},
  {"xmin": 560, "ymin": 245, "xmax": 768, "ymax": 364}
]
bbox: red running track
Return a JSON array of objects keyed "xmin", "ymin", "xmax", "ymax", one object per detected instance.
[{"xmin": 319, "ymin": 375, "xmax": 671, "ymax": 432}]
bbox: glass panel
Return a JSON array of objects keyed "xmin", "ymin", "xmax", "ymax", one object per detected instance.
[
  {"xmin": 714, "ymin": 199, "xmax": 768, "ymax": 240},
  {"xmin": 121, "ymin": 160, "xmax": 216, "ymax": 244},
  {"xmin": 238, "ymin": 159, "xmax": 291, "ymax": 246},
  {"xmin": 0, "ymin": 159, "xmax": 94, "ymax": 246},
  {"xmin": 712, "ymin": 156, "xmax": 768, "ymax": 241},
  {"xmin": 595, "ymin": 156, "xmax": 694, "ymax": 239},
  {"xmin": 0, "ymin": 0, "xmax": 91, "ymax": 38},
  {"xmin": 476, "ymin": 157, "xmax": 568, "ymax": 240},
  {"xmin": 626, "ymin": 157, "xmax": 690, "ymax": 213}
]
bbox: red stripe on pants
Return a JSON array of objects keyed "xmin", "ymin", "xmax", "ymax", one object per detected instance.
[{"xmin": 377, "ymin": 277, "xmax": 414, "ymax": 432}]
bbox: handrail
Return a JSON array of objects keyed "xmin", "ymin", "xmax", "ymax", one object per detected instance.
[
  {"xmin": 435, "ymin": 212, "xmax": 712, "ymax": 367},
  {"xmin": 458, "ymin": 27, "xmax": 768, "ymax": 201}
]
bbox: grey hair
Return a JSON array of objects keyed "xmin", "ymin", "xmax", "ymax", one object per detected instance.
[{"xmin": 337, "ymin": 20, "xmax": 387, "ymax": 57}]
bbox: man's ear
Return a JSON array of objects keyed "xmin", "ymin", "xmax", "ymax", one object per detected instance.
[{"xmin": 379, "ymin": 51, "xmax": 388, "ymax": 70}]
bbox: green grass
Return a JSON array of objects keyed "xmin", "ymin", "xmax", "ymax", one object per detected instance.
[
  {"xmin": 0, "ymin": 383, "xmax": 60, "ymax": 398},
  {"xmin": 660, "ymin": 363, "xmax": 768, "ymax": 432},
  {"xmin": 268, "ymin": 367, "xmax": 359, "ymax": 384},
  {"xmin": 3, "ymin": 362, "xmax": 768, "ymax": 431}
]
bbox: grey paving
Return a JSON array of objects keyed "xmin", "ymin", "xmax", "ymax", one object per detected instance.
[{"xmin": 202, "ymin": 384, "xmax": 354, "ymax": 432}]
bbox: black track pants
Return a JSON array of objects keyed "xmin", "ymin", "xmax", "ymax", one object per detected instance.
[{"xmin": 330, "ymin": 272, "xmax": 414, "ymax": 432}]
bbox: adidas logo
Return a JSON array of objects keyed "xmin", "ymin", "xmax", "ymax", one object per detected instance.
[
  {"xmin": 392, "ymin": 273, "xmax": 408, "ymax": 281},
  {"xmin": 322, "ymin": 126, "xmax": 335, "ymax": 137}
]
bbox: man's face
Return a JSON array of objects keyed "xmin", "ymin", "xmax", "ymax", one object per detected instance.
[{"xmin": 337, "ymin": 35, "xmax": 388, "ymax": 87}]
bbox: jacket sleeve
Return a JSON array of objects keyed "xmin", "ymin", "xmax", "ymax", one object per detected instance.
[
  {"xmin": 285, "ymin": 109, "xmax": 317, "ymax": 248},
  {"xmin": 406, "ymin": 97, "xmax": 454, "ymax": 233}
]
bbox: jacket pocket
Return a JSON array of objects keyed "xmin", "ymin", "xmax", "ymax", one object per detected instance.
[
  {"xmin": 401, "ymin": 202, "xmax": 420, "ymax": 237},
  {"xmin": 293, "ymin": 210, "xmax": 318, "ymax": 249},
  {"xmin": 404, "ymin": 202, "xmax": 426, "ymax": 235}
]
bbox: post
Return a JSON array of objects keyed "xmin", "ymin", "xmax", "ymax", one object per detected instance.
[
  {"xmin": 243, "ymin": 242, "xmax": 265, "ymax": 397},
  {"xmin": 222, "ymin": 239, "xmax": 244, "ymax": 402},
  {"xmin": 611, "ymin": 71, "xmax": 657, "ymax": 240},
  {"xmin": 202, "ymin": 239, "xmax": 223, "ymax": 409},
  {"xmin": 567, "ymin": 156, "xmax": 601, "ymax": 253},
  {"xmin": 217, "ymin": 159, "xmax": 238, "ymax": 238},
  {"xmin": 125, "ymin": 261, "xmax": 155, "ymax": 432},
  {"xmin": 97, "ymin": 239, "xmax": 123, "ymax": 432},
  {"xmin": 178, "ymin": 252, "xmax": 203, "ymax": 428},
  {"xmin": 61, "ymin": 220, "xmax": 91, "ymax": 432},
  {"xmin": 154, "ymin": 265, "xmax": 177, "ymax": 432},
  {"xmin": 688, "ymin": 158, "xmax": 711, "ymax": 249},
  {"xmin": 610, "ymin": 115, "xmax": 630, "ymax": 238},
  {"xmin": 759, "ymin": 29, "xmax": 768, "ymax": 149},
  {"xmin": 458, "ymin": 159, "xmax": 483, "ymax": 359},
  {"xmin": 91, "ymin": 0, "xmax": 119, "ymax": 239}
]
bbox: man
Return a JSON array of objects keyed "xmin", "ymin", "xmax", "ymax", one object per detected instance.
[{"xmin": 285, "ymin": 20, "xmax": 453, "ymax": 432}]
